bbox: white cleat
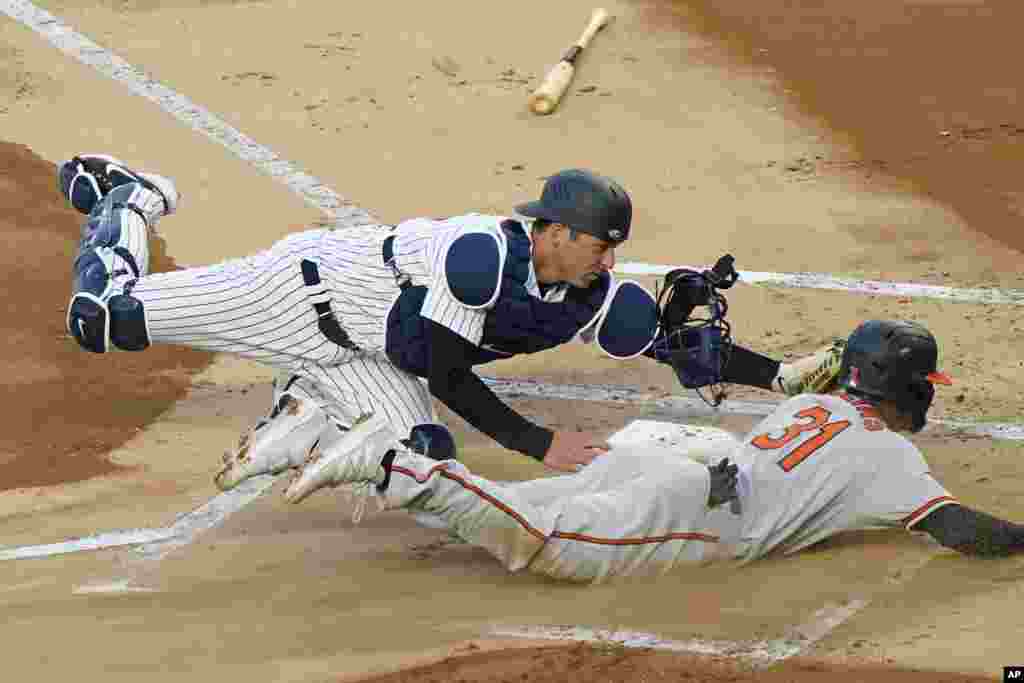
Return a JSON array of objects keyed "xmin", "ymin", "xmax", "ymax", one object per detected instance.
[
  {"xmin": 283, "ymin": 412, "xmax": 401, "ymax": 505},
  {"xmin": 214, "ymin": 394, "xmax": 331, "ymax": 491}
]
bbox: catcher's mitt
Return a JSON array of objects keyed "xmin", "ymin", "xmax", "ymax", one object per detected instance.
[{"xmin": 647, "ymin": 254, "xmax": 739, "ymax": 405}]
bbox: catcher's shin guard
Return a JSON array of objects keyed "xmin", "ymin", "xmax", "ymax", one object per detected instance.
[
  {"xmin": 66, "ymin": 182, "xmax": 167, "ymax": 353},
  {"xmin": 67, "ymin": 292, "xmax": 151, "ymax": 354}
]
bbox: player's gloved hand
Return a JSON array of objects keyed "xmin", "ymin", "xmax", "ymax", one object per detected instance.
[
  {"xmin": 543, "ymin": 430, "xmax": 610, "ymax": 472},
  {"xmin": 707, "ymin": 458, "xmax": 739, "ymax": 508}
]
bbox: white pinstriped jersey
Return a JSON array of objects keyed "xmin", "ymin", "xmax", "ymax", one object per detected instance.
[
  {"xmin": 705, "ymin": 393, "xmax": 956, "ymax": 563},
  {"xmin": 123, "ymin": 212, "xmax": 576, "ymax": 432},
  {"xmin": 135, "ymin": 214, "xmax": 570, "ymax": 367}
]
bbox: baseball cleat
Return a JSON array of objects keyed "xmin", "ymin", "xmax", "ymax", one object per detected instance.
[
  {"xmin": 58, "ymin": 153, "xmax": 179, "ymax": 217},
  {"xmin": 283, "ymin": 412, "xmax": 400, "ymax": 505},
  {"xmin": 214, "ymin": 394, "xmax": 332, "ymax": 491},
  {"xmin": 774, "ymin": 338, "xmax": 846, "ymax": 397}
]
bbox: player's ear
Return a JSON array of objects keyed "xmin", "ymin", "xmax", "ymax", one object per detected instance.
[{"xmin": 551, "ymin": 223, "xmax": 567, "ymax": 247}]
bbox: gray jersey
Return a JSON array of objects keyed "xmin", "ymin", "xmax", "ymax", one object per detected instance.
[{"xmin": 708, "ymin": 393, "xmax": 956, "ymax": 563}]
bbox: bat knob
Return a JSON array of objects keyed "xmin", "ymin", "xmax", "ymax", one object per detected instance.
[{"xmin": 529, "ymin": 95, "xmax": 555, "ymax": 115}]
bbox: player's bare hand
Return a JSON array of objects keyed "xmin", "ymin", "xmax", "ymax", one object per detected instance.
[{"xmin": 542, "ymin": 431, "xmax": 610, "ymax": 472}]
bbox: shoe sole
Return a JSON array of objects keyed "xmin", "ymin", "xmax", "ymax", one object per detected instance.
[
  {"xmin": 214, "ymin": 399, "xmax": 328, "ymax": 491},
  {"xmin": 283, "ymin": 413, "xmax": 393, "ymax": 504}
]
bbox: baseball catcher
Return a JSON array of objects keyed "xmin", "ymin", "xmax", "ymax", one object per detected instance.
[{"xmin": 59, "ymin": 154, "xmax": 841, "ymax": 506}]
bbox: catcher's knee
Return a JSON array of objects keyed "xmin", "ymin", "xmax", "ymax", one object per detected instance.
[
  {"xmin": 405, "ymin": 424, "xmax": 457, "ymax": 462},
  {"xmin": 67, "ymin": 292, "xmax": 150, "ymax": 353}
]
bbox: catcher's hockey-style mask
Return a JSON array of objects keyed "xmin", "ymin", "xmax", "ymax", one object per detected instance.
[{"xmin": 647, "ymin": 254, "xmax": 739, "ymax": 406}]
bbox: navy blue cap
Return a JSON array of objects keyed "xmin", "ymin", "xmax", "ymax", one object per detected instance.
[{"xmin": 515, "ymin": 169, "xmax": 632, "ymax": 243}]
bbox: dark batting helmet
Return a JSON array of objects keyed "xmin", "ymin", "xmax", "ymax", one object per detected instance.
[
  {"xmin": 837, "ymin": 320, "xmax": 952, "ymax": 432},
  {"xmin": 515, "ymin": 168, "xmax": 632, "ymax": 244}
]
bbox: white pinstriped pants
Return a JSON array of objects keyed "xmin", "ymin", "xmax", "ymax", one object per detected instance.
[
  {"xmin": 131, "ymin": 230, "xmax": 435, "ymax": 433},
  {"xmin": 378, "ymin": 445, "xmax": 719, "ymax": 583}
]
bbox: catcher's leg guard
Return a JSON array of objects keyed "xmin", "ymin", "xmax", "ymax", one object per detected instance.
[
  {"xmin": 67, "ymin": 293, "xmax": 110, "ymax": 354},
  {"xmin": 66, "ymin": 183, "xmax": 167, "ymax": 353},
  {"xmin": 67, "ymin": 292, "xmax": 151, "ymax": 354},
  {"xmin": 108, "ymin": 293, "xmax": 151, "ymax": 351}
]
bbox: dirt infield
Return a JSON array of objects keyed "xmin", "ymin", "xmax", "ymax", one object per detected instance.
[
  {"xmin": 1, "ymin": 0, "xmax": 1023, "ymax": 681},
  {"xmin": 673, "ymin": 0, "xmax": 1024, "ymax": 264},
  {"xmin": 0, "ymin": 142, "xmax": 212, "ymax": 490},
  {"xmin": 357, "ymin": 643, "xmax": 1000, "ymax": 683}
]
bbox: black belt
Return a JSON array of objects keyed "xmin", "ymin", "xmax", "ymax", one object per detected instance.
[
  {"xmin": 382, "ymin": 234, "xmax": 411, "ymax": 290},
  {"xmin": 300, "ymin": 259, "xmax": 360, "ymax": 351}
]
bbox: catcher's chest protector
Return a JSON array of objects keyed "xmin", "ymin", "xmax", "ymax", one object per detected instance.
[{"xmin": 384, "ymin": 220, "xmax": 608, "ymax": 376}]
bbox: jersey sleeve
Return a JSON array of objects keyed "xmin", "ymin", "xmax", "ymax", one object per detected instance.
[
  {"xmin": 419, "ymin": 223, "xmax": 502, "ymax": 345},
  {"xmin": 856, "ymin": 437, "xmax": 958, "ymax": 531}
]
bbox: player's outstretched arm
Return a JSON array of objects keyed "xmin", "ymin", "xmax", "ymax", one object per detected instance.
[
  {"xmin": 424, "ymin": 320, "xmax": 604, "ymax": 471},
  {"xmin": 914, "ymin": 504, "xmax": 1024, "ymax": 557}
]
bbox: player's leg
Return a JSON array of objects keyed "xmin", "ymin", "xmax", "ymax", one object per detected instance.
[
  {"xmin": 525, "ymin": 451, "xmax": 719, "ymax": 582},
  {"xmin": 215, "ymin": 356, "xmax": 453, "ymax": 493},
  {"xmin": 298, "ymin": 354, "xmax": 437, "ymax": 435},
  {"xmin": 505, "ymin": 435, "xmax": 738, "ymax": 507},
  {"xmin": 59, "ymin": 154, "xmax": 348, "ymax": 368},
  {"xmin": 213, "ymin": 374, "xmax": 343, "ymax": 491},
  {"xmin": 283, "ymin": 430, "xmax": 719, "ymax": 582},
  {"xmin": 62, "ymin": 154, "xmax": 179, "ymax": 353},
  {"xmin": 127, "ymin": 229, "xmax": 351, "ymax": 365}
]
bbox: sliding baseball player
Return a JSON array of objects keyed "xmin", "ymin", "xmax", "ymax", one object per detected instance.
[
  {"xmin": 59, "ymin": 153, "xmax": 840, "ymax": 496},
  {"xmin": 281, "ymin": 320, "xmax": 1024, "ymax": 582}
]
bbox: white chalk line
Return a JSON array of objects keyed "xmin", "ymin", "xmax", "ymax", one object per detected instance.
[
  {"xmin": 5, "ymin": 0, "xmax": 1024, "ymax": 307},
  {"xmin": 484, "ymin": 376, "xmax": 1024, "ymax": 441},
  {"xmin": 617, "ymin": 263, "xmax": 1024, "ymax": 306},
  {"xmin": 0, "ymin": 474, "xmax": 274, "ymax": 567},
  {"xmin": 0, "ymin": 0, "xmax": 376, "ymax": 229},
  {"xmin": 491, "ymin": 600, "xmax": 870, "ymax": 666}
]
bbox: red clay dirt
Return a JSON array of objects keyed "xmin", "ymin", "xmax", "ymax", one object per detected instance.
[
  {"xmin": 0, "ymin": 141, "xmax": 212, "ymax": 490},
  {"xmin": 356, "ymin": 643, "xmax": 1000, "ymax": 683},
  {"xmin": 663, "ymin": 0, "xmax": 1024, "ymax": 270}
]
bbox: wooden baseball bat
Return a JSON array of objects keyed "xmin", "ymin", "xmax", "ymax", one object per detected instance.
[{"xmin": 528, "ymin": 8, "xmax": 613, "ymax": 116}]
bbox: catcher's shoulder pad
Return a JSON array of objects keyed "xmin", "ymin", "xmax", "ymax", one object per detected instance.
[
  {"xmin": 443, "ymin": 229, "xmax": 504, "ymax": 309},
  {"xmin": 591, "ymin": 279, "xmax": 659, "ymax": 359}
]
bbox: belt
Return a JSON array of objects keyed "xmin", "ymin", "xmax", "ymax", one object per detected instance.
[
  {"xmin": 382, "ymin": 233, "xmax": 411, "ymax": 290},
  {"xmin": 382, "ymin": 234, "xmax": 396, "ymax": 265},
  {"xmin": 299, "ymin": 259, "xmax": 360, "ymax": 351}
]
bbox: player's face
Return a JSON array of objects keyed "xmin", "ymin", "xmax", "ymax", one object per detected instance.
[
  {"xmin": 556, "ymin": 229, "xmax": 616, "ymax": 288},
  {"xmin": 876, "ymin": 401, "xmax": 918, "ymax": 433}
]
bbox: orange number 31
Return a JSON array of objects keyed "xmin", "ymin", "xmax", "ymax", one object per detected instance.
[{"xmin": 751, "ymin": 406, "xmax": 851, "ymax": 472}]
